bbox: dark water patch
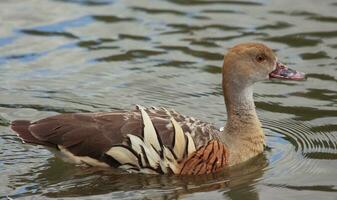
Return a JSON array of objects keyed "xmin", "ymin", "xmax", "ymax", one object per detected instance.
[
  {"xmin": 256, "ymin": 94, "xmax": 285, "ymax": 98},
  {"xmin": 329, "ymin": 43, "xmax": 337, "ymax": 48},
  {"xmin": 183, "ymin": 38, "xmax": 220, "ymax": 48},
  {"xmin": 205, "ymin": 32, "xmax": 267, "ymax": 41},
  {"xmin": 308, "ymin": 16, "xmax": 337, "ymax": 23},
  {"xmin": 300, "ymin": 51, "xmax": 330, "ymax": 60},
  {"xmin": 1, "ymin": 52, "xmax": 47, "ymax": 63},
  {"xmin": 96, "ymin": 50, "xmax": 165, "ymax": 62},
  {"xmin": 161, "ymin": 30, "xmax": 190, "ymax": 35},
  {"xmin": 256, "ymin": 102, "xmax": 337, "ymax": 120},
  {"xmin": 310, "ymin": 124, "xmax": 337, "ymax": 133},
  {"xmin": 77, "ymin": 38, "xmax": 117, "ymax": 50},
  {"xmin": 132, "ymin": 6, "xmax": 186, "ymax": 16},
  {"xmin": 265, "ymin": 184, "xmax": 337, "ymax": 192},
  {"xmin": 318, "ymin": 63, "xmax": 337, "ymax": 67},
  {"xmin": 256, "ymin": 21, "xmax": 293, "ymax": 30},
  {"xmin": 265, "ymin": 31, "xmax": 337, "ymax": 45},
  {"xmin": 300, "ymin": 30, "xmax": 337, "ymax": 38},
  {"xmin": 88, "ymin": 46, "xmax": 119, "ymax": 50},
  {"xmin": 92, "ymin": 15, "xmax": 135, "ymax": 23},
  {"xmin": 270, "ymin": 10, "xmax": 318, "ymax": 17},
  {"xmin": 289, "ymin": 11, "xmax": 318, "ymax": 17},
  {"xmin": 128, "ymin": 67, "xmax": 143, "ymax": 71},
  {"xmin": 167, "ymin": 0, "xmax": 263, "ymax": 6},
  {"xmin": 191, "ymin": 15, "xmax": 210, "ymax": 20},
  {"xmin": 21, "ymin": 29, "xmax": 78, "ymax": 39},
  {"xmin": 290, "ymin": 89, "xmax": 337, "ymax": 102},
  {"xmin": 202, "ymin": 65, "xmax": 222, "ymax": 74},
  {"xmin": 77, "ymin": 39, "xmax": 112, "ymax": 47},
  {"xmin": 157, "ymin": 45, "xmax": 223, "ymax": 60},
  {"xmin": 119, "ymin": 34, "xmax": 150, "ymax": 41},
  {"xmin": 306, "ymin": 74, "xmax": 337, "ymax": 82},
  {"xmin": 155, "ymin": 60, "xmax": 196, "ymax": 69},
  {"xmin": 168, "ymin": 23, "xmax": 243, "ymax": 32},
  {"xmin": 54, "ymin": 0, "xmax": 114, "ymax": 6},
  {"xmin": 202, "ymin": 9, "xmax": 245, "ymax": 14},
  {"xmin": 262, "ymin": 34, "xmax": 321, "ymax": 47},
  {"xmin": 77, "ymin": 40, "xmax": 104, "ymax": 48},
  {"xmin": 269, "ymin": 10, "xmax": 287, "ymax": 15},
  {"xmin": 305, "ymin": 152, "xmax": 337, "ymax": 160}
]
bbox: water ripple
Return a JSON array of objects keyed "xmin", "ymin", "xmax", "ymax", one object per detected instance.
[
  {"xmin": 53, "ymin": 0, "xmax": 115, "ymax": 6},
  {"xmin": 263, "ymin": 119, "xmax": 337, "ymax": 158},
  {"xmin": 167, "ymin": 0, "xmax": 263, "ymax": 6},
  {"xmin": 96, "ymin": 49, "xmax": 165, "ymax": 62}
]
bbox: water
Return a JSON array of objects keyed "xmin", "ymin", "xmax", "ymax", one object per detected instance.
[{"xmin": 0, "ymin": 0, "xmax": 336, "ymax": 199}]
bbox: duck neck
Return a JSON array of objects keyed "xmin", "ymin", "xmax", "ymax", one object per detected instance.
[
  {"xmin": 224, "ymin": 82, "xmax": 259, "ymax": 131},
  {"xmin": 221, "ymin": 80, "xmax": 265, "ymax": 165}
]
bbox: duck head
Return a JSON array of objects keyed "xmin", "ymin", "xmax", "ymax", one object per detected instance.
[
  {"xmin": 221, "ymin": 43, "xmax": 306, "ymax": 165},
  {"xmin": 222, "ymin": 42, "xmax": 306, "ymax": 87}
]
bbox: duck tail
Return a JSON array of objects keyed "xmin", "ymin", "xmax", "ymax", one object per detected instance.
[{"xmin": 10, "ymin": 120, "xmax": 53, "ymax": 147}]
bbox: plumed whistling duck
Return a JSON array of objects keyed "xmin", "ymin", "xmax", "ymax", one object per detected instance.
[{"xmin": 10, "ymin": 42, "xmax": 305, "ymax": 175}]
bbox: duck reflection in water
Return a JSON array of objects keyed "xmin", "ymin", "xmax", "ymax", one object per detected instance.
[{"xmin": 8, "ymin": 154, "xmax": 267, "ymax": 199}]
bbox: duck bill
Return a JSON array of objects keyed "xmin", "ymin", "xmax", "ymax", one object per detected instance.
[{"xmin": 269, "ymin": 62, "xmax": 306, "ymax": 80}]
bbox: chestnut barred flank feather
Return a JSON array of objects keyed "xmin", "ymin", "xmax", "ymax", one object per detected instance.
[{"xmin": 180, "ymin": 140, "xmax": 229, "ymax": 175}]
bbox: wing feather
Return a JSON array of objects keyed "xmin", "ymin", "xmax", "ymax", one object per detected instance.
[
  {"xmin": 171, "ymin": 117, "xmax": 186, "ymax": 161},
  {"xmin": 140, "ymin": 108, "xmax": 161, "ymax": 152},
  {"xmin": 185, "ymin": 132, "xmax": 196, "ymax": 155},
  {"xmin": 105, "ymin": 146, "xmax": 140, "ymax": 168}
]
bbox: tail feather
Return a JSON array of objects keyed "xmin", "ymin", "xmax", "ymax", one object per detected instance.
[{"xmin": 10, "ymin": 120, "xmax": 54, "ymax": 147}]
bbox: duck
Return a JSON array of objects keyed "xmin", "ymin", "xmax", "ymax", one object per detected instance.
[{"xmin": 10, "ymin": 42, "xmax": 305, "ymax": 175}]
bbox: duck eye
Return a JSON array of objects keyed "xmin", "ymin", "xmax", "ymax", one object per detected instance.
[{"xmin": 256, "ymin": 55, "xmax": 265, "ymax": 63}]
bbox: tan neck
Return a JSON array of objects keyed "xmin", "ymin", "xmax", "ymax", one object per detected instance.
[
  {"xmin": 224, "ymin": 82, "xmax": 259, "ymax": 131},
  {"xmin": 221, "ymin": 80, "xmax": 265, "ymax": 166}
]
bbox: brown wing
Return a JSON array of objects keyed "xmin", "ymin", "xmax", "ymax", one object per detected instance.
[{"xmin": 11, "ymin": 106, "xmax": 218, "ymax": 165}]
